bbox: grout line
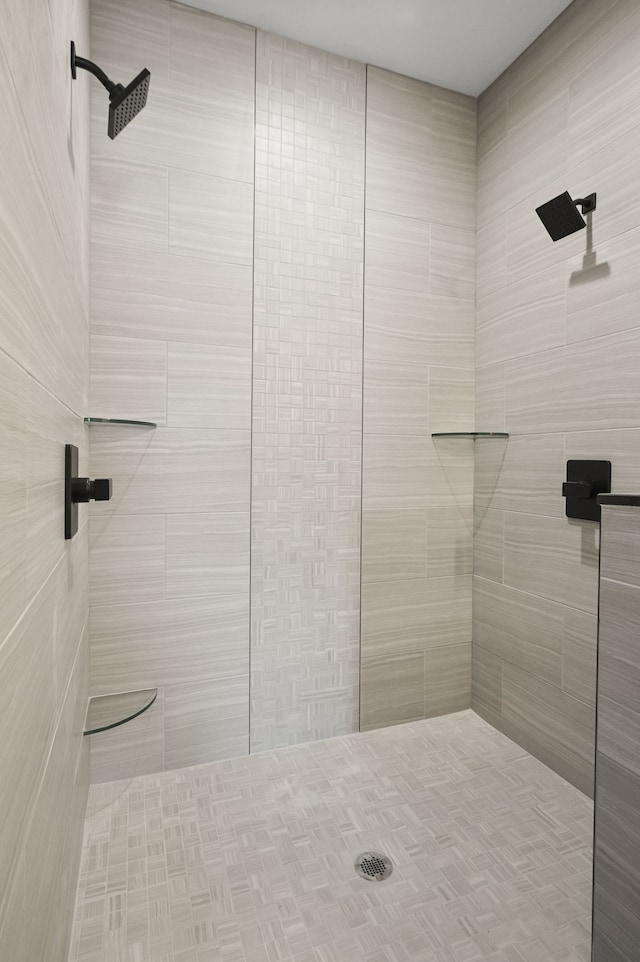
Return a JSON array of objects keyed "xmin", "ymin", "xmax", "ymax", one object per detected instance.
[
  {"xmin": 358, "ymin": 65, "xmax": 369, "ymax": 734},
  {"xmin": 248, "ymin": 27, "xmax": 258, "ymax": 756}
]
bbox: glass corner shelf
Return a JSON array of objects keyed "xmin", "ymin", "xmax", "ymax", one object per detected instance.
[
  {"xmin": 84, "ymin": 417, "xmax": 157, "ymax": 428},
  {"xmin": 84, "ymin": 688, "xmax": 158, "ymax": 735},
  {"xmin": 431, "ymin": 431, "xmax": 509, "ymax": 438}
]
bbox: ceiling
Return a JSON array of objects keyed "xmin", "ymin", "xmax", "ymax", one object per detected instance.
[{"xmin": 183, "ymin": 0, "xmax": 574, "ymax": 96}]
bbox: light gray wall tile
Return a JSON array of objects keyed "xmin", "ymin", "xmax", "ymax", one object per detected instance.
[
  {"xmin": 474, "ymin": 434, "xmax": 565, "ymax": 517},
  {"xmin": 360, "ymin": 653, "xmax": 425, "ymax": 732},
  {"xmin": 471, "ymin": 643, "xmax": 502, "ymax": 730},
  {"xmin": 429, "ymin": 225, "xmax": 475, "ymax": 300},
  {"xmin": 89, "ymin": 688, "xmax": 165, "ymax": 783},
  {"xmin": 364, "ymin": 285, "xmax": 474, "ymax": 369},
  {"xmin": 473, "ymin": 576, "xmax": 563, "ymax": 684},
  {"xmin": 90, "ymin": 596, "xmax": 249, "ymax": 691},
  {"xmin": 473, "ymin": 507, "xmax": 504, "ymax": 583},
  {"xmin": 90, "ymin": 334, "xmax": 167, "ymax": 425},
  {"xmin": 364, "ymin": 210, "xmax": 429, "ymax": 292},
  {"xmin": 424, "ymin": 644, "xmax": 471, "ymax": 718},
  {"xmin": 428, "ymin": 366, "xmax": 474, "ymax": 433},
  {"xmin": 361, "ymin": 509, "xmax": 427, "ymax": 584},
  {"xmin": 167, "ymin": 342, "xmax": 251, "ymax": 430},
  {"xmin": 165, "ymin": 512, "xmax": 249, "ymax": 601},
  {"xmin": 89, "ymin": 514, "xmax": 165, "ymax": 606},
  {"xmin": 362, "ymin": 358, "xmax": 428, "ymax": 436},
  {"xmin": 562, "ymin": 606, "xmax": 597, "ymax": 708},
  {"xmin": 90, "ymin": 427, "xmax": 250, "ymax": 515},
  {"xmin": 361, "ymin": 576, "xmax": 472, "ymax": 660},
  {"xmin": 0, "ymin": 352, "xmax": 27, "ymax": 648},
  {"xmin": 362, "ymin": 435, "xmax": 429, "ymax": 509},
  {"xmin": 91, "ymin": 158, "xmax": 168, "ymax": 253},
  {"xmin": 426, "ymin": 505, "xmax": 473, "ymax": 579},
  {"xmin": 164, "ymin": 677, "xmax": 249, "ymax": 768},
  {"xmin": 503, "ymin": 512, "xmax": 599, "ymax": 614},
  {"xmin": 91, "ymin": 245, "xmax": 253, "ymax": 347},
  {"xmin": 600, "ymin": 504, "xmax": 640, "ymax": 588},
  {"xmin": 475, "ymin": 363, "xmax": 505, "ymax": 432},
  {"xmin": 168, "ymin": 169, "xmax": 253, "ymax": 265},
  {"xmin": 502, "ymin": 661, "xmax": 595, "ymax": 796}
]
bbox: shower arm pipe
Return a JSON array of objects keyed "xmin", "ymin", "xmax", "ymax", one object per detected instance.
[{"xmin": 70, "ymin": 44, "xmax": 116, "ymax": 94}]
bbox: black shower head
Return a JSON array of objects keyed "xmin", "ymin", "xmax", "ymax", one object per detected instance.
[
  {"xmin": 70, "ymin": 42, "xmax": 150, "ymax": 139},
  {"xmin": 535, "ymin": 190, "xmax": 597, "ymax": 242},
  {"xmin": 108, "ymin": 69, "xmax": 151, "ymax": 139}
]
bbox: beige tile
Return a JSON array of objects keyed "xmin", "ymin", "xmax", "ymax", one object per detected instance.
[
  {"xmin": 167, "ymin": 343, "xmax": 251, "ymax": 431},
  {"xmin": 476, "ymin": 269, "xmax": 566, "ymax": 368},
  {"xmin": 165, "ymin": 513, "xmax": 249, "ymax": 601},
  {"xmin": 473, "ymin": 507, "xmax": 504, "ymax": 583},
  {"xmin": 428, "ymin": 366, "xmax": 474, "ymax": 433},
  {"xmin": 598, "ymin": 576, "xmax": 640, "ymax": 781},
  {"xmin": 90, "ymin": 596, "xmax": 249, "ymax": 690},
  {"xmin": 360, "ymin": 653, "xmax": 424, "ymax": 731},
  {"xmin": 477, "ymin": 83, "xmax": 507, "ymax": 160},
  {"xmin": 476, "ymin": 214, "xmax": 506, "ymax": 300},
  {"xmin": 91, "ymin": 158, "xmax": 168, "ymax": 252},
  {"xmin": 90, "ymin": 0, "xmax": 170, "ymax": 82},
  {"xmin": 164, "ymin": 678, "xmax": 249, "ymax": 768},
  {"xmin": 426, "ymin": 437, "xmax": 475, "ymax": 507},
  {"xmin": 600, "ymin": 505, "xmax": 640, "ymax": 587},
  {"xmin": 170, "ymin": 3, "xmax": 255, "ymax": 105},
  {"xmin": 475, "ymin": 363, "xmax": 505, "ymax": 432},
  {"xmin": 563, "ymin": 606, "xmax": 597, "ymax": 708},
  {"xmin": 361, "ymin": 576, "xmax": 471, "ymax": 659},
  {"xmin": 473, "ymin": 576, "xmax": 563, "ymax": 685},
  {"xmin": 0, "ymin": 351, "xmax": 27, "ymax": 646},
  {"xmin": 474, "ymin": 434, "xmax": 565, "ymax": 517},
  {"xmin": 362, "ymin": 358, "xmax": 428, "ymax": 436},
  {"xmin": 364, "ymin": 210, "xmax": 429, "ymax": 292},
  {"xmin": 502, "ymin": 661, "xmax": 595, "ymax": 796},
  {"xmin": 54, "ymin": 527, "xmax": 90, "ymax": 718},
  {"xmin": 426, "ymin": 505, "xmax": 473, "ymax": 578},
  {"xmin": 365, "ymin": 285, "xmax": 474, "ymax": 369},
  {"xmin": 0, "ymin": 575, "xmax": 56, "ymax": 920},
  {"xmin": 566, "ymin": 225, "xmax": 640, "ymax": 344},
  {"xmin": 89, "ymin": 427, "xmax": 251, "ymax": 515},
  {"xmin": 504, "ymin": 512, "xmax": 599, "ymax": 615},
  {"xmin": 471, "ymin": 643, "xmax": 502, "ymax": 730},
  {"xmin": 506, "ymin": 329, "xmax": 640, "ymax": 435},
  {"xmin": 89, "ymin": 514, "xmax": 165, "ymax": 606},
  {"xmin": 362, "ymin": 434, "xmax": 429, "ymax": 510},
  {"xmin": 424, "ymin": 644, "xmax": 471, "ymax": 718},
  {"xmin": 91, "ymin": 244, "xmax": 253, "ymax": 348},
  {"xmin": 366, "ymin": 67, "xmax": 432, "ymax": 221},
  {"xmin": 90, "ymin": 334, "xmax": 167, "ymax": 425},
  {"xmin": 90, "ymin": 688, "xmax": 165, "ymax": 783},
  {"xmin": 430, "ymin": 90, "xmax": 476, "ymax": 231},
  {"xmin": 169, "ymin": 169, "xmax": 253, "ymax": 265},
  {"xmin": 362, "ymin": 509, "xmax": 427, "ymax": 584},
  {"xmin": 429, "ymin": 226, "xmax": 475, "ymax": 300}
]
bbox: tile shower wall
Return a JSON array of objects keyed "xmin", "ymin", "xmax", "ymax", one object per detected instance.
[
  {"xmin": 88, "ymin": 0, "xmax": 255, "ymax": 778},
  {"xmin": 250, "ymin": 35, "xmax": 366, "ymax": 751},
  {"xmin": 0, "ymin": 0, "xmax": 91, "ymax": 959},
  {"xmin": 473, "ymin": 0, "xmax": 640, "ymax": 795},
  {"xmin": 89, "ymin": 2, "xmax": 479, "ymax": 774},
  {"xmin": 360, "ymin": 68, "xmax": 476, "ymax": 730}
]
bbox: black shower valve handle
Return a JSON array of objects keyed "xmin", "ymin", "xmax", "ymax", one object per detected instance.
[
  {"xmin": 71, "ymin": 476, "xmax": 112, "ymax": 503},
  {"xmin": 562, "ymin": 480, "xmax": 593, "ymax": 500}
]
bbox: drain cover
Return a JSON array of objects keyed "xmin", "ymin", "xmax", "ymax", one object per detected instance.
[{"xmin": 354, "ymin": 851, "xmax": 393, "ymax": 881}]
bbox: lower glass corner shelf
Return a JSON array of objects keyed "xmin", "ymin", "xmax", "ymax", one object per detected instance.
[
  {"xmin": 84, "ymin": 688, "xmax": 158, "ymax": 735},
  {"xmin": 432, "ymin": 431, "xmax": 509, "ymax": 438},
  {"xmin": 84, "ymin": 417, "xmax": 157, "ymax": 428}
]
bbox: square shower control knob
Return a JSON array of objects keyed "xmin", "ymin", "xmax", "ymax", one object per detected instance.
[{"xmin": 90, "ymin": 478, "xmax": 112, "ymax": 501}]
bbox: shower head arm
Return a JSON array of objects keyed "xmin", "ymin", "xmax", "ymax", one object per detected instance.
[
  {"xmin": 70, "ymin": 42, "xmax": 116, "ymax": 94},
  {"xmin": 573, "ymin": 193, "xmax": 597, "ymax": 215}
]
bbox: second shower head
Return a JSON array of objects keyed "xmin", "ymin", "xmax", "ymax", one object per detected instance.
[
  {"xmin": 535, "ymin": 190, "xmax": 597, "ymax": 242},
  {"xmin": 70, "ymin": 42, "xmax": 150, "ymax": 139}
]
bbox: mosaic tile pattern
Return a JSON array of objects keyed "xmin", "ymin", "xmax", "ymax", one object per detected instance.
[
  {"xmin": 250, "ymin": 33, "xmax": 366, "ymax": 751},
  {"xmin": 68, "ymin": 710, "xmax": 593, "ymax": 962}
]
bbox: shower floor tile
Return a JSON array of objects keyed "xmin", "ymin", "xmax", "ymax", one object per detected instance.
[{"xmin": 68, "ymin": 710, "xmax": 593, "ymax": 962}]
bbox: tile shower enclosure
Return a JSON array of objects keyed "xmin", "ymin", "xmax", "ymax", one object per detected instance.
[{"xmin": 88, "ymin": 0, "xmax": 475, "ymax": 779}]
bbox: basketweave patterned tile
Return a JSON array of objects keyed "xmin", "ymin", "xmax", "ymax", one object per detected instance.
[
  {"xmin": 250, "ymin": 32, "xmax": 366, "ymax": 752},
  {"xmin": 68, "ymin": 711, "xmax": 593, "ymax": 962}
]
